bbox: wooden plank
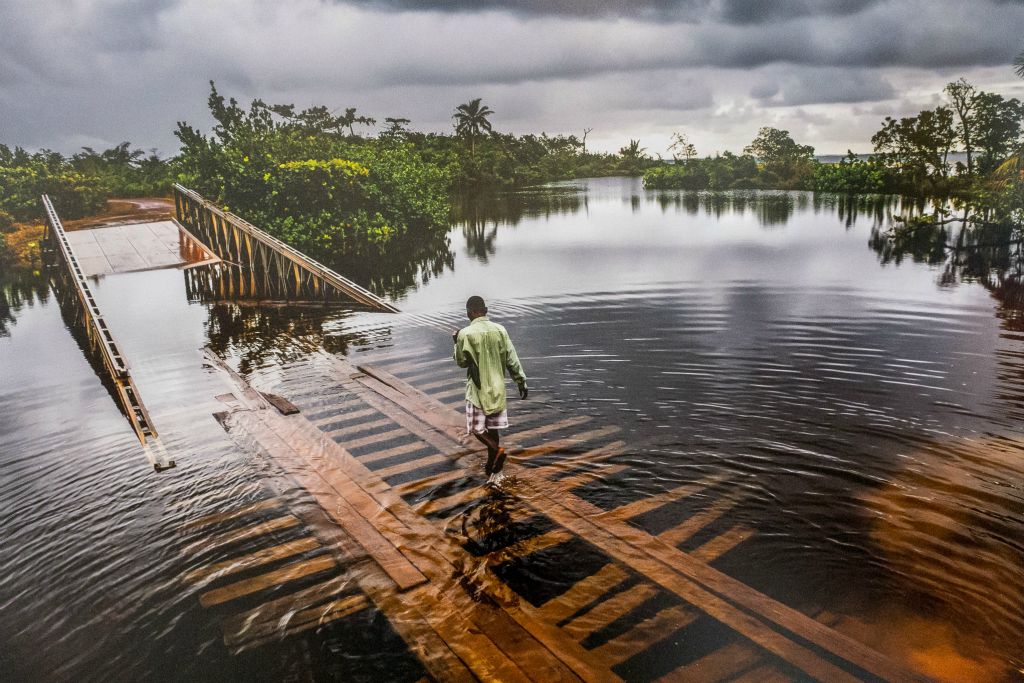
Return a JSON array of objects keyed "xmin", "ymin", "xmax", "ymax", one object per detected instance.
[
  {"xmin": 340, "ymin": 357, "xmax": 925, "ymax": 683},
  {"xmin": 534, "ymin": 564, "xmax": 629, "ymax": 624},
  {"xmin": 561, "ymin": 583, "xmax": 660, "ymax": 641},
  {"xmin": 394, "ymin": 468, "xmax": 468, "ymax": 496},
  {"xmin": 492, "ymin": 529, "xmax": 575, "ymax": 559},
  {"xmin": 164, "ymin": 481, "xmax": 265, "ymax": 514},
  {"xmin": 226, "ymin": 593, "xmax": 371, "ymax": 652},
  {"xmin": 180, "ymin": 498, "xmax": 279, "ymax": 531},
  {"xmin": 221, "ymin": 574, "xmax": 354, "ymax": 639},
  {"xmin": 313, "ymin": 406, "xmax": 377, "ymax": 426},
  {"xmin": 184, "ymin": 537, "xmax": 321, "ymax": 585},
  {"xmin": 654, "ymin": 641, "xmax": 762, "ymax": 682},
  {"xmin": 360, "ymin": 441, "xmax": 433, "ymax": 466},
  {"xmin": 373, "ymin": 453, "xmax": 450, "ymax": 480},
  {"xmin": 554, "ymin": 463, "xmax": 630, "ymax": 491},
  {"xmin": 260, "ymin": 392, "xmax": 300, "ymax": 415},
  {"xmin": 728, "ymin": 664, "xmax": 793, "ymax": 683},
  {"xmin": 691, "ymin": 525, "xmax": 754, "ymax": 563},
  {"xmin": 414, "ymin": 486, "xmax": 489, "ymax": 517},
  {"xmin": 230, "ymin": 413, "xmax": 428, "ymax": 592},
  {"xmin": 518, "ymin": 431, "xmax": 624, "ymax": 464},
  {"xmin": 200, "ymin": 555, "xmax": 338, "ymax": 607},
  {"xmin": 519, "ymin": 483, "xmax": 883, "ymax": 683},
  {"xmin": 233, "ymin": 394, "xmax": 619, "ymax": 683},
  {"xmin": 326, "ymin": 417, "xmax": 393, "ymax": 439},
  {"xmin": 181, "ymin": 515, "xmax": 301, "ymax": 557},
  {"xmin": 341, "ymin": 427, "xmax": 408, "ymax": 450},
  {"xmin": 592, "ymin": 604, "xmax": 699, "ymax": 667},
  {"xmin": 471, "ymin": 608, "xmax": 586, "ymax": 683},
  {"xmin": 599, "ymin": 475, "xmax": 728, "ymax": 523},
  {"xmin": 657, "ymin": 497, "xmax": 743, "ymax": 548},
  {"xmin": 511, "ymin": 416, "xmax": 594, "ymax": 444}
]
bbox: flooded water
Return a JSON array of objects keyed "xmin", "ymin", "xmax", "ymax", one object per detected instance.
[{"xmin": 1, "ymin": 177, "xmax": 1023, "ymax": 681}]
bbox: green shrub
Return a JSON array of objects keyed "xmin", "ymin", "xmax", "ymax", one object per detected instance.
[
  {"xmin": 814, "ymin": 153, "xmax": 890, "ymax": 193},
  {"xmin": 0, "ymin": 163, "xmax": 107, "ymax": 221}
]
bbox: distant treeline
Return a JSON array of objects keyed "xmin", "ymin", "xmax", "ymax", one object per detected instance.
[
  {"xmin": 643, "ymin": 78, "xmax": 1023, "ymax": 203},
  {"xmin": 2, "ymin": 74, "xmax": 1022, "ymax": 264}
]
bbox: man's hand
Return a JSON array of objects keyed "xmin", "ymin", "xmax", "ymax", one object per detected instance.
[
  {"xmin": 517, "ymin": 381, "xmax": 528, "ymax": 400},
  {"xmin": 452, "ymin": 329, "xmax": 460, "ymax": 344}
]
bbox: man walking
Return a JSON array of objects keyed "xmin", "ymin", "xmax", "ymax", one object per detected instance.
[{"xmin": 453, "ymin": 296, "xmax": 528, "ymax": 486}]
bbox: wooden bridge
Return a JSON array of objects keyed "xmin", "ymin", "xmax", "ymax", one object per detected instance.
[
  {"xmin": 184, "ymin": 349, "xmax": 929, "ymax": 682},
  {"xmin": 40, "ymin": 188, "xmax": 398, "ymax": 452},
  {"xmin": 40, "ymin": 193, "xmax": 930, "ymax": 680}
]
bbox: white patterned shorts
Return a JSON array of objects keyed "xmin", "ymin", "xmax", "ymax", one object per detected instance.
[{"xmin": 466, "ymin": 401, "xmax": 509, "ymax": 434}]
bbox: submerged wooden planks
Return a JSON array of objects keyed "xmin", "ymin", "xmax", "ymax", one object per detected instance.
[{"xmin": 200, "ymin": 351, "xmax": 928, "ymax": 683}]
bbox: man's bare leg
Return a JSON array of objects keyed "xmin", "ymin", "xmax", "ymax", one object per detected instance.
[{"xmin": 474, "ymin": 429, "xmax": 503, "ymax": 475}]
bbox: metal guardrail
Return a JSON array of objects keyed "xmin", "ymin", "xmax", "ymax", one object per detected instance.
[
  {"xmin": 172, "ymin": 184, "xmax": 399, "ymax": 312},
  {"xmin": 41, "ymin": 195, "xmax": 160, "ymax": 447}
]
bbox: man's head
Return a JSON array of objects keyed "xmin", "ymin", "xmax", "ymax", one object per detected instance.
[{"xmin": 466, "ymin": 295, "xmax": 487, "ymax": 320}]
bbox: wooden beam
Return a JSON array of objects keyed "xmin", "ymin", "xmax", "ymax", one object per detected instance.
[
  {"xmin": 533, "ymin": 564, "xmax": 629, "ymax": 624},
  {"xmin": 561, "ymin": 583, "xmax": 660, "ymax": 641},
  {"xmin": 180, "ymin": 498, "xmax": 280, "ymax": 532},
  {"xmin": 592, "ymin": 604, "xmax": 699, "ymax": 667},
  {"xmin": 226, "ymin": 593, "xmax": 371, "ymax": 652},
  {"xmin": 691, "ymin": 525, "xmax": 754, "ymax": 563},
  {"xmin": 200, "ymin": 555, "xmax": 338, "ymax": 607},
  {"xmin": 181, "ymin": 515, "xmax": 301, "ymax": 558},
  {"xmin": 656, "ymin": 497, "xmax": 744, "ymax": 548},
  {"xmin": 184, "ymin": 537, "xmax": 321, "ymax": 585}
]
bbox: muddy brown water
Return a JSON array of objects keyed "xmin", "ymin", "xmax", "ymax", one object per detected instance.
[{"xmin": 1, "ymin": 178, "xmax": 1022, "ymax": 681}]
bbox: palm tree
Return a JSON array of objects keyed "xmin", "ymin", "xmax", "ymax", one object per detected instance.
[
  {"xmin": 1015, "ymin": 50, "xmax": 1024, "ymax": 79},
  {"xmin": 452, "ymin": 98, "xmax": 494, "ymax": 156}
]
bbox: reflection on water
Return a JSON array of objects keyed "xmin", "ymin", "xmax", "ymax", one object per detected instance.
[
  {"xmin": 203, "ymin": 301, "xmax": 386, "ymax": 375},
  {"xmin": 0, "ymin": 270, "xmax": 48, "ymax": 337},
  {"xmin": 2, "ymin": 178, "xmax": 1024, "ymax": 681}
]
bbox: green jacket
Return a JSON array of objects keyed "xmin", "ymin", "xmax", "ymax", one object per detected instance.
[{"xmin": 453, "ymin": 316, "xmax": 527, "ymax": 414}]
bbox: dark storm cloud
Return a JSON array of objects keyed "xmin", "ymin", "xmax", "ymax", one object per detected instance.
[
  {"xmin": 1, "ymin": 0, "xmax": 1022, "ymax": 154},
  {"xmin": 750, "ymin": 68, "xmax": 896, "ymax": 107},
  {"xmin": 346, "ymin": 0, "xmax": 884, "ymax": 23}
]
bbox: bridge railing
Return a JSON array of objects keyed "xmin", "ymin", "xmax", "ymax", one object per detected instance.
[
  {"xmin": 172, "ymin": 185, "xmax": 399, "ymax": 312},
  {"xmin": 41, "ymin": 195, "xmax": 159, "ymax": 446}
]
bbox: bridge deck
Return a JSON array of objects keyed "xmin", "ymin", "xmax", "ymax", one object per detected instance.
[
  {"xmin": 64, "ymin": 220, "xmax": 218, "ymax": 276},
  {"xmin": 197, "ymin": 350, "xmax": 927, "ymax": 683}
]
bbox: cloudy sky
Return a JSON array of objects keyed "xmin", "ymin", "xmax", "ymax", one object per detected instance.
[{"xmin": 2, "ymin": 0, "xmax": 1023, "ymax": 158}]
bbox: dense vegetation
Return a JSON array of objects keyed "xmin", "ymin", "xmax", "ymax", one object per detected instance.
[
  {"xmin": 2, "ymin": 70, "xmax": 1022, "ymax": 270},
  {"xmin": 642, "ymin": 77, "xmax": 1023, "ymax": 221}
]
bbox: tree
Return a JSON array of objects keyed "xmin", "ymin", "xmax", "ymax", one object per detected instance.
[
  {"xmin": 871, "ymin": 107, "xmax": 957, "ymax": 187},
  {"xmin": 743, "ymin": 127, "xmax": 815, "ymax": 188},
  {"xmin": 945, "ymin": 78, "xmax": 980, "ymax": 175},
  {"xmin": 744, "ymin": 127, "xmax": 814, "ymax": 165},
  {"xmin": 618, "ymin": 139, "xmax": 647, "ymax": 159},
  {"xmin": 339, "ymin": 107, "xmax": 376, "ymax": 136},
  {"xmin": 581, "ymin": 128, "xmax": 593, "ymax": 154},
  {"xmin": 972, "ymin": 93, "xmax": 1024, "ymax": 175},
  {"xmin": 452, "ymin": 98, "xmax": 494, "ymax": 156},
  {"xmin": 1015, "ymin": 50, "xmax": 1024, "ymax": 79},
  {"xmin": 382, "ymin": 117, "xmax": 412, "ymax": 140},
  {"xmin": 668, "ymin": 132, "xmax": 698, "ymax": 162}
]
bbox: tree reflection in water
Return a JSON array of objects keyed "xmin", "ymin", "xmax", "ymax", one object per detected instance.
[
  {"xmin": 867, "ymin": 206, "xmax": 1024, "ymax": 315},
  {"xmin": 202, "ymin": 301, "xmax": 388, "ymax": 376},
  {"xmin": 0, "ymin": 270, "xmax": 49, "ymax": 338}
]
